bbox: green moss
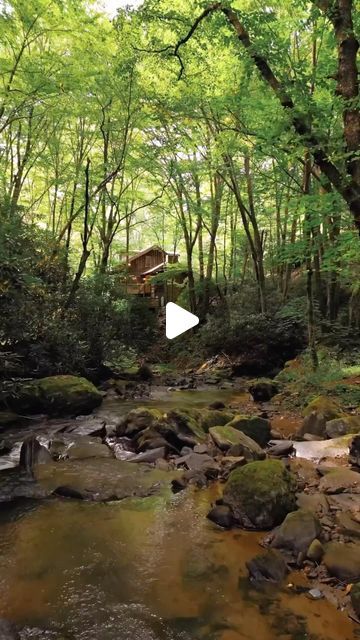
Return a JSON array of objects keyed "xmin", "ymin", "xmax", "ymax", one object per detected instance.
[
  {"xmin": 303, "ymin": 396, "xmax": 343, "ymax": 420},
  {"xmin": 10, "ymin": 375, "xmax": 102, "ymax": 416},
  {"xmin": 164, "ymin": 409, "xmax": 206, "ymax": 443},
  {"xmin": 210, "ymin": 425, "xmax": 247, "ymax": 447},
  {"xmin": 199, "ymin": 409, "xmax": 234, "ymax": 432},
  {"xmin": 223, "ymin": 460, "xmax": 297, "ymax": 530},
  {"xmin": 227, "ymin": 415, "xmax": 271, "ymax": 447}
]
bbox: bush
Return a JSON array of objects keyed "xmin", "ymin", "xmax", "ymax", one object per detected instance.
[{"xmin": 198, "ymin": 311, "xmax": 306, "ymax": 375}]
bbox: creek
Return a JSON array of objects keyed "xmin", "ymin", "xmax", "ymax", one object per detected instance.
[{"xmin": 0, "ymin": 387, "xmax": 357, "ymax": 640}]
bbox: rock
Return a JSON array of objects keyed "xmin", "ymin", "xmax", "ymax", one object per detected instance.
[
  {"xmin": 299, "ymin": 396, "xmax": 343, "ymax": 437},
  {"xmin": 249, "ymin": 379, "xmax": 279, "ymax": 402},
  {"xmin": 10, "ymin": 376, "xmax": 102, "ymax": 416},
  {"xmin": 326, "ymin": 416, "xmax": 360, "ymax": 438},
  {"xmin": 246, "ymin": 549, "xmax": 289, "ymax": 583},
  {"xmin": 199, "ymin": 409, "xmax": 234, "ymax": 432},
  {"xmin": 207, "ymin": 505, "xmax": 233, "ymax": 529},
  {"xmin": 117, "ymin": 408, "xmax": 163, "ymax": 437},
  {"xmin": 307, "ymin": 538, "xmax": 324, "ymax": 561},
  {"xmin": 267, "ymin": 441, "xmax": 295, "ymax": 457},
  {"xmin": 171, "ymin": 476, "xmax": 188, "ymax": 493},
  {"xmin": 271, "ymin": 509, "xmax": 321, "ymax": 554},
  {"xmin": 193, "ymin": 443, "xmax": 208, "ymax": 454},
  {"xmin": 67, "ymin": 416, "xmax": 106, "ymax": 438},
  {"xmin": 220, "ymin": 456, "xmax": 246, "ymax": 476},
  {"xmin": 67, "ymin": 442, "xmax": 112, "ymax": 460},
  {"xmin": 128, "ymin": 447, "xmax": 166, "ymax": 464},
  {"xmin": 336, "ymin": 511, "xmax": 360, "ymax": 539},
  {"xmin": 351, "ymin": 582, "xmax": 360, "ymax": 618},
  {"xmin": 165, "ymin": 409, "xmax": 207, "ymax": 444},
  {"xmin": 209, "ymin": 426, "xmax": 265, "ymax": 461},
  {"xmin": 209, "ymin": 401, "xmax": 226, "ymax": 410},
  {"xmin": 304, "ymin": 396, "xmax": 343, "ymax": 421},
  {"xmin": 319, "ymin": 468, "xmax": 360, "ymax": 494},
  {"xmin": 323, "ymin": 542, "xmax": 360, "ymax": 581},
  {"xmin": 296, "ymin": 493, "xmax": 329, "ymax": 516},
  {"xmin": 19, "ymin": 436, "xmax": 52, "ymax": 473},
  {"xmin": 301, "ymin": 414, "xmax": 327, "ymax": 438},
  {"xmin": 350, "ymin": 434, "xmax": 360, "ymax": 467},
  {"xmin": 180, "ymin": 446, "xmax": 193, "ymax": 456},
  {"xmin": 307, "ymin": 588, "xmax": 323, "ymax": 600},
  {"xmin": 0, "ymin": 619, "xmax": 19, "ymax": 639},
  {"xmin": 226, "ymin": 415, "xmax": 271, "ymax": 447},
  {"xmin": 302, "ymin": 433, "xmax": 324, "ymax": 441},
  {"xmin": 135, "ymin": 428, "xmax": 170, "ymax": 453},
  {"xmin": 223, "ymin": 459, "xmax": 297, "ymax": 530}
]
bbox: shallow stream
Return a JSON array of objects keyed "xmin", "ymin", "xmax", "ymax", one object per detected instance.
[{"xmin": 0, "ymin": 388, "xmax": 357, "ymax": 639}]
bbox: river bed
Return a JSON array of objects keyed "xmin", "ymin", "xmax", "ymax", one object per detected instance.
[{"xmin": 0, "ymin": 387, "xmax": 357, "ymax": 639}]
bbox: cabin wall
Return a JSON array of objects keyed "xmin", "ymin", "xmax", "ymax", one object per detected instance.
[{"xmin": 129, "ymin": 249, "xmax": 165, "ymax": 277}]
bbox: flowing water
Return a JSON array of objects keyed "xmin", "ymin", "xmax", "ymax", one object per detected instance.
[{"xmin": 0, "ymin": 388, "xmax": 357, "ymax": 639}]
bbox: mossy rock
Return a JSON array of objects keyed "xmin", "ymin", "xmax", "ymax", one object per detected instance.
[
  {"xmin": 118, "ymin": 407, "xmax": 164, "ymax": 437},
  {"xmin": 9, "ymin": 375, "xmax": 102, "ymax": 416},
  {"xmin": 209, "ymin": 426, "xmax": 265, "ymax": 461},
  {"xmin": 249, "ymin": 379, "xmax": 279, "ymax": 402},
  {"xmin": 199, "ymin": 409, "xmax": 234, "ymax": 432},
  {"xmin": 271, "ymin": 509, "xmax": 321, "ymax": 554},
  {"xmin": 223, "ymin": 459, "xmax": 297, "ymax": 530},
  {"xmin": 162, "ymin": 409, "xmax": 206, "ymax": 445},
  {"xmin": 303, "ymin": 396, "xmax": 343, "ymax": 420},
  {"xmin": 323, "ymin": 542, "xmax": 360, "ymax": 581},
  {"xmin": 226, "ymin": 415, "xmax": 271, "ymax": 447},
  {"xmin": 326, "ymin": 416, "xmax": 360, "ymax": 438}
]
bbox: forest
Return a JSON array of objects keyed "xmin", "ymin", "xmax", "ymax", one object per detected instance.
[
  {"xmin": 0, "ymin": 1, "xmax": 360, "ymax": 639},
  {"xmin": 0, "ymin": 0, "xmax": 359, "ymax": 380}
]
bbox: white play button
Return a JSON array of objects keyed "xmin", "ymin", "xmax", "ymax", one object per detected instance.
[{"xmin": 165, "ymin": 302, "xmax": 199, "ymax": 339}]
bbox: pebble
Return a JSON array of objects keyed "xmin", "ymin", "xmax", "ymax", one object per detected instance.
[{"xmin": 307, "ymin": 588, "xmax": 324, "ymax": 600}]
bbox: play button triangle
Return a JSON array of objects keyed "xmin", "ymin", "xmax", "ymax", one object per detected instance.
[{"xmin": 165, "ymin": 302, "xmax": 199, "ymax": 339}]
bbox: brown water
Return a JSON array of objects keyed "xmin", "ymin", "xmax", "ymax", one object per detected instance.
[
  {"xmin": 0, "ymin": 484, "xmax": 356, "ymax": 639},
  {"xmin": 0, "ymin": 388, "xmax": 357, "ymax": 639}
]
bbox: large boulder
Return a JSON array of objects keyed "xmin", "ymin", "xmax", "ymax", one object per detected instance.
[
  {"xmin": 223, "ymin": 459, "xmax": 297, "ymax": 530},
  {"xmin": 226, "ymin": 415, "xmax": 271, "ymax": 447},
  {"xmin": 323, "ymin": 542, "xmax": 360, "ymax": 581},
  {"xmin": 271, "ymin": 509, "xmax": 321, "ymax": 554},
  {"xmin": 209, "ymin": 426, "xmax": 265, "ymax": 461},
  {"xmin": 9, "ymin": 376, "xmax": 102, "ymax": 416},
  {"xmin": 299, "ymin": 396, "xmax": 343, "ymax": 437}
]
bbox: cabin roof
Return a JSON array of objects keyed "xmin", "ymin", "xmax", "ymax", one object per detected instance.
[
  {"xmin": 141, "ymin": 262, "xmax": 166, "ymax": 276},
  {"xmin": 128, "ymin": 245, "xmax": 179, "ymax": 263}
]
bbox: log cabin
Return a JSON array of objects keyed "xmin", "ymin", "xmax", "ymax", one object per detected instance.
[{"xmin": 121, "ymin": 245, "xmax": 185, "ymax": 308}]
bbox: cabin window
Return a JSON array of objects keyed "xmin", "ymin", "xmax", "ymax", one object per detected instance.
[{"xmin": 145, "ymin": 255, "xmax": 152, "ymax": 268}]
